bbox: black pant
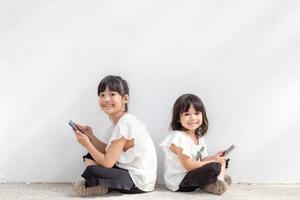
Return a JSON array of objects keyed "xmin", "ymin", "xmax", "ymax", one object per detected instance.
[
  {"xmin": 82, "ymin": 153, "xmax": 144, "ymax": 194},
  {"xmin": 177, "ymin": 162, "xmax": 221, "ymax": 192}
]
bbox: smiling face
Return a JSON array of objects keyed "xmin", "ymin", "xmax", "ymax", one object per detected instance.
[
  {"xmin": 170, "ymin": 94, "xmax": 209, "ymax": 136},
  {"xmin": 179, "ymin": 104, "xmax": 203, "ymax": 134},
  {"xmin": 98, "ymin": 87, "xmax": 128, "ymax": 116}
]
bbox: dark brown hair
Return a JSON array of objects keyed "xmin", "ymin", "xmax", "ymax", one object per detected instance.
[
  {"xmin": 97, "ymin": 75, "xmax": 129, "ymax": 112},
  {"xmin": 170, "ymin": 94, "xmax": 208, "ymax": 137}
]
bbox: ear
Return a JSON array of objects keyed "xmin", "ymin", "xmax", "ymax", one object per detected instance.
[{"xmin": 123, "ymin": 94, "xmax": 129, "ymax": 103}]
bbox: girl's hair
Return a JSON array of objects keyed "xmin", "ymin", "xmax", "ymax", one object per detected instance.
[
  {"xmin": 97, "ymin": 75, "xmax": 129, "ymax": 112},
  {"xmin": 170, "ymin": 94, "xmax": 208, "ymax": 137}
]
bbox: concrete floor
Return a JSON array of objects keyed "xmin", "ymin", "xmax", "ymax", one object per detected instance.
[{"xmin": 0, "ymin": 183, "xmax": 299, "ymax": 200}]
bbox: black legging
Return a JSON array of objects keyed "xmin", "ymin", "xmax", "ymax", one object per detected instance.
[
  {"xmin": 82, "ymin": 153, "xmax": 144, "ymax": 194},
  {"xmin": 177, "ymin": 162, "xmax": 221, "ymax": 192}
]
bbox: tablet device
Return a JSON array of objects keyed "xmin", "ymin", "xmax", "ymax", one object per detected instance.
[{"xmin": 68, "ymin": 120, "xmax": 85, "ymax": 134}]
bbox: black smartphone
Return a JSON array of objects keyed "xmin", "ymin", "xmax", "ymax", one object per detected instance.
[
  {"xmin": 68, "ymin": 120, "xmax": 85, "ymax": 134},
  {"xmin": 221, "ymin": 145, "xmax": 235, "ymax": 156}
]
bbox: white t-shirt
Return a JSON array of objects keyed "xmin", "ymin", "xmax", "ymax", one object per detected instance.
[
  {"xmin": 160, "ymin": 130, "xmax": 208, "ymax": 191},
  {"xmin": 104, "ymin": 113, "xmax": 157, "ymax": 192}
]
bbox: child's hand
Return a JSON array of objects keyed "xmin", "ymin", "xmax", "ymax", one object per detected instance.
[
  {"xmin": 75, "ymin": 131, "xmax": 91, "ymax": 148},
  {"xmin": 213, "ymin": 156, "xmax": 227, "ymax": 165},
  {"xmin": 214, "ymin": 151, "xmax": 224, "ymax": 157},
  {"xmin": 76, "ymin": 123, "xmax": 94, "ymax": 140}
]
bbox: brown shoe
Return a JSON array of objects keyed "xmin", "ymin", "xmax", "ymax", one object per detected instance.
[
  {"xmin": 202, "ymin": 179, "xmax": 227, "ymax": 195},
  {"xmin": 72, "ymin": 181, "xmax": 108, "ymax": 197},
  {"xmin": 224, "ymin": 175, "xmax": 232, "ymax": 185}
]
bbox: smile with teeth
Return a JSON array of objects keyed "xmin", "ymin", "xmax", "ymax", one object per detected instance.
[
  {"xmin": 102, "ymin": 104, "xmax": 114, "ymax": 108},
  {"xmin": 187, "ymin": 122, "xmax": 199, "ymax": 126}
]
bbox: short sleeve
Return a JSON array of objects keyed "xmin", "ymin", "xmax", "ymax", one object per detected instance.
[
  {"xmin": 105, "ymin": 119, "xmax": 138, "ymax": 163},
  {"xmin": 160, "ymin": 131, "xmax": 192, "ymax": 159},
  {"xmin": 107, "ymin": 121, "xmax": 135, "ymax": 146}
]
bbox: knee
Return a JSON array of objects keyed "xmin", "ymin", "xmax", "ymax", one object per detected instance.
[
  {"xmin": 84, "ymin": 165, "xmax": 99, "ymax": 177},
  {"xmin": 206, "ymin": 162, "xmax": 221, "ymax": 177}
]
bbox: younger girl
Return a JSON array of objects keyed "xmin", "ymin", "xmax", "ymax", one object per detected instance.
[
  {"xmin": 160, "ymin": 94, "xmax": 231, "ymax": 195},
  {"xmin": 73, "ymin": 75, "xmax": 157, "ymax": 196}
]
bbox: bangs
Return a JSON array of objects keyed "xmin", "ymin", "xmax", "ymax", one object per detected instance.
[
  {"xmin": 170, "ymin": 93, "xmax": 208, "ymax": 136},
  {"xmin": 97, "ymin": 76, "xmax": 124, "ymax": 96},
  {"xmin": 181, "ymin": 95, "xmax": 204, "ymax": 113}
]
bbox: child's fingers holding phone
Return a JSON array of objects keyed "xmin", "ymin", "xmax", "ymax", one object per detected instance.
[
  {"xmin": 214, "ymin": 156, "xmax": 227, "ymax": 164},
  {"xmin": 75, "ymin": 123, "xmax": 85, "ymax": 130},
  {"xmin": 76, "ymin": 131, "xmax": 91, "ymax": 147},
  {"xmin": 76, "ymin": 124, "xmax": 94, "ymax": 139},
  {"xmin": 215, "ymin": 151, "xmax": 224, "ymax": 157},
  {"xmin": 74, "ymin": 123, "xmax": 86, "ymax": 133}
]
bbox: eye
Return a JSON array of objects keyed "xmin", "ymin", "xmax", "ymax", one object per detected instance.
[
  {"xmin": 183, "ymin": 113, "xmax": 190, "ymax": 116},
  {"xmin": 196, "ymin": 112, "xmax": 202, "ymax": 115},
  {"xmin": 110, "ymin": 92, "xmax": 117, "ymax": 96},
  {"xmin": 99, "ymin": 93, "xmax": 105, "ymax": 97}
]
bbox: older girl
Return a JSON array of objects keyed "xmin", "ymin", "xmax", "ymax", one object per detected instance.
[{"xmin": 73, "ymin": 75, "xmax": 157, "ymax": 196}]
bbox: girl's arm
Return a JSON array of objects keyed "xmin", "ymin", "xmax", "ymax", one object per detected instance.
[
  {"xmin": 203, "ymin": 151, "xmax": 223, "ymax": 161},
  {"xmin": 170, "ymin": 144, "xmax": 225, "ymax": 172},
  {"xmin": 76, "ymin": 131, "xmax": 126, "ymax": 168},
  {"xmin": 203, "ymin": 156, "xmax": 214, "ymax": 161},
  {"xmin": 76, "ymin": 124, "xmax": 107, "ymax": 154},
  {"xmin": 88, "ymin": 135, "xmax": 107, "ymax": 154}
]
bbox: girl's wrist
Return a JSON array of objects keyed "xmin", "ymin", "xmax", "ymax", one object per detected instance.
[{"xmin": 85, "ymin": 142, "xmax": 94, "ymax": 151}]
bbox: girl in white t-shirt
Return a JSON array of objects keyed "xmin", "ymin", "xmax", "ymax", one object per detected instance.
[
  {"xmin": 160, "ymin": 94, "xmax": 231, "ymax": 195},
  {"xmin": 72, "ymin": 75, "xmax": 157, "ymax": 196}
]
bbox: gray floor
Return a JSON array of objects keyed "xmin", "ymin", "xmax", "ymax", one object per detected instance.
[{"xmin": 0, "ymin": 183, "xmax": 299, "ymax": 200}]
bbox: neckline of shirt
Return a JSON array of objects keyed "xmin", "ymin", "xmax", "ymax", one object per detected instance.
[{"xmin": 180, "ymin": 131, "xmax": 202, "ymax": 146}]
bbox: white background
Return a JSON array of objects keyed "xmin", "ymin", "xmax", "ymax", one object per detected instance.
[{"xmin": 1, "ymin": 0, "xmax": 299, "ymax": 184}]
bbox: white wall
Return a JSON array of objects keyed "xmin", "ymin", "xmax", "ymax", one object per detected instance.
[{"xmin": 1, "ymin": 0, "xmax": 300, "ymax": 183}]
